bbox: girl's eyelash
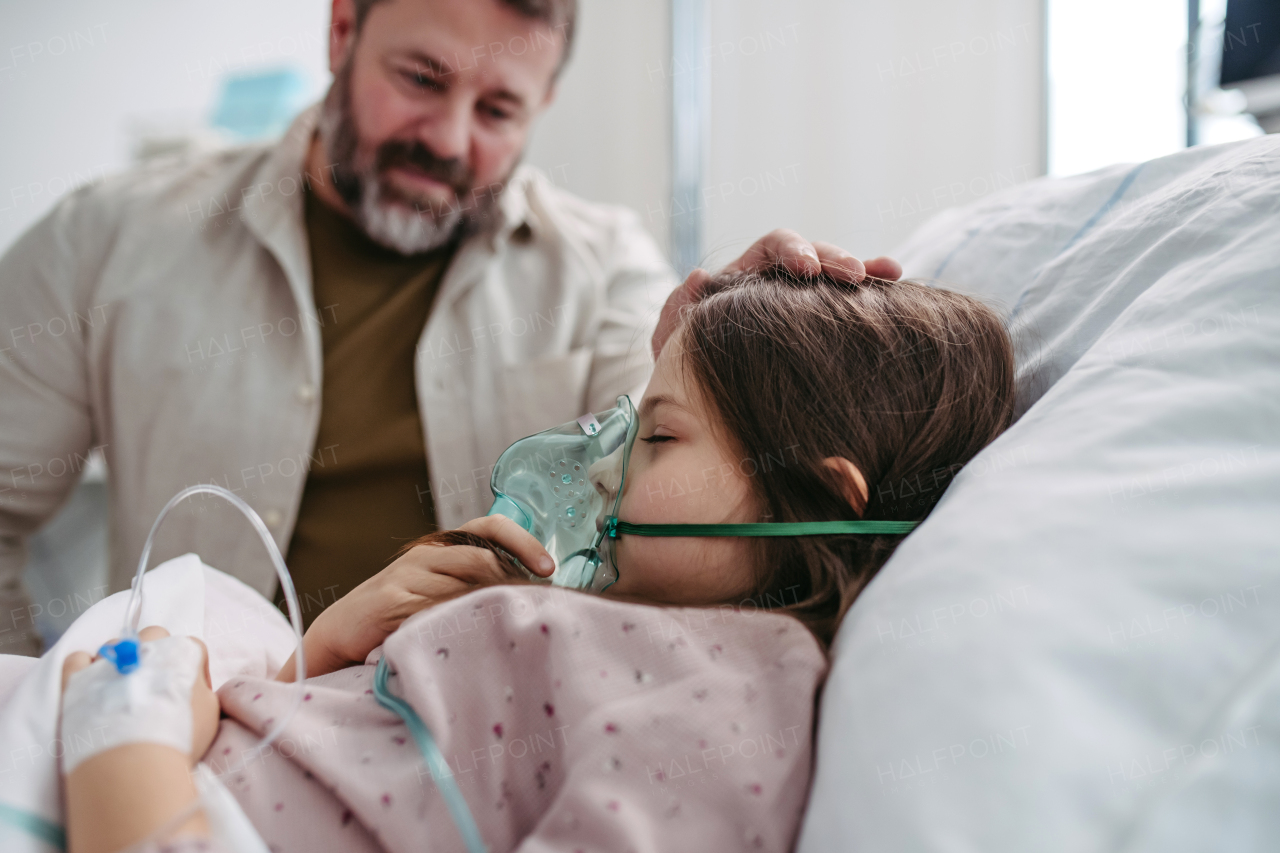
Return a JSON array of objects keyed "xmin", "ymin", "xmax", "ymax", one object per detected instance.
[{"xmin": 640, "ymin": 435, "xmax": 674, "ymax": 444}]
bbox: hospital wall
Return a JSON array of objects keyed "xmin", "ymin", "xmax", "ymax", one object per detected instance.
[
  {"xmin": 0, "ymin": 0, "xmax": 672, "ymax": 257},
  {"xmin": 0, "ymin": 0, "xmax": 328, "ymax": 254},
  {"xmin": 700, "ymin": 0, "xmax": 1047, "ymax": 264},
  {"xmin": 0, "ymin": 0, "xmax": 1044, "ymax": 263},
  {"xmin": 531, "ymin": 0, "xmax": 1048, "ymax": 265},
  {"xmin": 523, "ymin": 1, "xmax": 673, "ymax": 257}
]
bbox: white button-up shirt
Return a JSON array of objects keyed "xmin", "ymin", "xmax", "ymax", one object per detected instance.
[{"xmin": 0, "ymin": 107, "xmax": 675, "ymax": 615}]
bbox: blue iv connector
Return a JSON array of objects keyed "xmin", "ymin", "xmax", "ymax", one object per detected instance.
[{"xmin": 98, "ymin": 636, "xmax": 140, "ymax": 674}]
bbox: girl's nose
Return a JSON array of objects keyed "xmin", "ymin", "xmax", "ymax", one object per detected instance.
[{"xmin": 588, "ymin": 445, "xmax": 624, "ymax": 507}]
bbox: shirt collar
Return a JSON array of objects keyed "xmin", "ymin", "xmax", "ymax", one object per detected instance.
[{"xmin": 490, "ymin": 165, "xmax": 542, "ymax": 245}]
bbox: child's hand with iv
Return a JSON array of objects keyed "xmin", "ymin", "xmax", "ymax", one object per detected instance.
[
  {"xmin": 59, "ymin": 626, "xmax": 220, "ymax": 853},
  {"xmin": 276, "ymin": 515, "xmax": 556, "ymax": 681}
]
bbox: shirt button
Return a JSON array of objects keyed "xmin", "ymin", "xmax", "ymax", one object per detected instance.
[
  {"xmin": 296, "ymin": 383, "xmax": 316, "ymax": 402},
  {"xmin": 263, "ymin": 509, "xmax": 283, "ymax": 528}
]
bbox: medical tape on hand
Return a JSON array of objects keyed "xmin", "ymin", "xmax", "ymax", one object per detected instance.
[{"xmin": 59, "ymin": 635, "xmax": 203, "ymax": 775}]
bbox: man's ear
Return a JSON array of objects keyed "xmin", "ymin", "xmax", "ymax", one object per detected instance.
[
  {"xmin": 329, "ymin": 0, "xmax": 358, "ymax": 74},
  {"xmin": 540, "ymin": 81, "xmax": 558, "ymax": 112},
  {"xmin": 822, "ymin": 457, "xmax": 869, "ymax": 517}
]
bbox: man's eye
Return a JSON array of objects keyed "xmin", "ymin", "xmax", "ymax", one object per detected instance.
[
  {"xmin": 480, "ymin": 103, "xmax": 513, "ymax": 121},
  {"xmin": 403, "ymin": 70, "xmax": 444, "ymax": 91},
  {"xmin": 640, "ymin": 435, "xmax": 674, "ymax": 444}
]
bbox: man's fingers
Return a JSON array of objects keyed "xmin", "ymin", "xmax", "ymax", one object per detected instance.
[
  {"xmin": 811, "ymin": 241, "xmax": 865, "ymax": 283},
  {"xmin": 725, "ymin": 228, "xmax": 820, "ymax": 275},
  {"xmin": 459, "ymin": 515, "xmax": 556, "ymax": 577},
  {"xmin": 681, "ymin": 267, "xmax": 712, "ymax": 300},
  {"xmin": 725, "ymin": 231, "xmax": 901, "ymax": 284},
  {"xmin": 864, "ymin": 255, "xmax": 904, "ymax": 281},
  {"xmin": 651, "ymin": 268, "xmax": 709, "ymax": 358},
  {"xmin": 61, "ymin": 651, "xmax": 93, "ymax": 692},
  {"xmin": 656, "ymin": 237, "xmax": 903, "ymax": 359}
]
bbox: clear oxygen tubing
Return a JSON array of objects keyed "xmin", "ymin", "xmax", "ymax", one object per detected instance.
[
  {"xmin": 117, "ymin": 484, "xmax": 308, "ymax": 851},
  {"xmin": 123, "ymin": 484, "xmax": 307, "ymax": 760}
]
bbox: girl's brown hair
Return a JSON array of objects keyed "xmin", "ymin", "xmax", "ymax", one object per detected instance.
[
  {"xmin": 675, "ymin": 266, "xmax": 1015, "ymax": 647},
  {"xmin": 402, "ymin": 268, "xmax": 1014, "ymax": 649}
]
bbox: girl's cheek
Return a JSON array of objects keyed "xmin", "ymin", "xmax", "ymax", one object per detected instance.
[
  {"xmin": 609, "ymin": 538, "xmax": 663, "ymax": 597},
  {"xmin": 620, "ymin": 469, "xmax": 671, "ymax": 523},
  {"xmin": 635, "ymin": 464, "xmax": 712, "ymax": 521}
]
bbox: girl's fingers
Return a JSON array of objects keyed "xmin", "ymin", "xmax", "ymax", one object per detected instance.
[
  {"xmin": 415, "ymin": 546, "xmax": 512, "ymax": 587},
  {"xmin": 459, "ymin": 515, "xmax": 556, "ymax": 577},
  {"xmin": 59, "ymin": 627, "xmax": 214, "ymax": 734},
  {"xmin": 61, "ymin": 651, "xmax": 93, "ymax": 692},
  {"xmin": 187, "ymin": 636, "xmax": 212, "ymax": 689}
]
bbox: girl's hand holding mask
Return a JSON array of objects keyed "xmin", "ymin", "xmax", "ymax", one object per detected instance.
[{"xmin": 278, "ymin": 515, "xmax": 555, "ymax": 680}]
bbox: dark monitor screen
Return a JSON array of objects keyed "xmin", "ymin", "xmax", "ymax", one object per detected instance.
[{"xmin": 1220, "ymin": 0, "xmax": 1280, "ymax": 86}]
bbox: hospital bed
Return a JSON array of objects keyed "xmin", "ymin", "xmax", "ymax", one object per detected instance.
[
  {"xmin": 799, "ymin": 131, "xmax": 1280, "ymax": 851},
  {"xmin": 4, "ymin": 132, "xmax": 1280, "ymax": 851}
]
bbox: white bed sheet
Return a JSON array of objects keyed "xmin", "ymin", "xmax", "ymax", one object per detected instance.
[{"xmin": 0, "ymin": 555, "xmax": 295, "ymax": 853}]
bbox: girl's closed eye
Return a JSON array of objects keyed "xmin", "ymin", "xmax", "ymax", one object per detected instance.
[{"xmin": 640, "ymin": 434, "xmax": 675, "ymax": 444}]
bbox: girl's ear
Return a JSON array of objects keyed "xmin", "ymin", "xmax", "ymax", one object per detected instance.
[{"xmin": 822, "ymin": 457, "xmax": 869, "ymax": 517}]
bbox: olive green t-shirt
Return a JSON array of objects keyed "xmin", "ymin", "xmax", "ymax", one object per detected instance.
[{"xmin": 283, "ymin": 191, "xmax": 454, "ymax": 625}]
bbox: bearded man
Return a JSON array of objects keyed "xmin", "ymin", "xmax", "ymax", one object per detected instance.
[{"xmin": 0, "ymin": 0, "xmax": 897, "ymax": 651}]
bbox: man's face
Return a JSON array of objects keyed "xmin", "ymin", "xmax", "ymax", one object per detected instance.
[{"xmin": 320, "ymin": 0, "xmax": 564, "ymax": 253}]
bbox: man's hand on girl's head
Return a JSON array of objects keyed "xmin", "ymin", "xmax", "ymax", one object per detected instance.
[{"xmin": 651, "ymin": 228, "xmax": 903, "ymax": 357}]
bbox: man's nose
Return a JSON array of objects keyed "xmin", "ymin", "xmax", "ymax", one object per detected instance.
[
  {"xmin": 415, "ymin": 95, "xmax": 471, "ymax": 163},
  {"xmin": 588, "ymin": 446, "xmax": 624, "ymax": 506}
]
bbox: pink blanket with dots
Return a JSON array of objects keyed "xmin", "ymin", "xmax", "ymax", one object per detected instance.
[{"xmin": 211, "ymin": 584, "xmax": 827, "ymax": 853}]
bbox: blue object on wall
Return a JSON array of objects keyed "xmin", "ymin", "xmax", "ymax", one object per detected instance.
[{"xmin": 210, "ymin": 68, "xmax": 310, "ymax": 140}]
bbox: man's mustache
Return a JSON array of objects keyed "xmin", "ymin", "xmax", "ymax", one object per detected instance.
[{"xmin": 376, "ymin": 140, "xmax": 472, "ymax": 197}]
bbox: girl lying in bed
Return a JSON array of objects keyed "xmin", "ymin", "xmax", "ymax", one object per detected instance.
[{"xmin": 59, "ymin": 260, "xmax": 1014, "ymax": 853}]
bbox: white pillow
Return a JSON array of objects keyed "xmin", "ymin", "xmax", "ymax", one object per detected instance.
[{"xmin": 799, "ymin": 135, "xmax": 1280, "ymax": 851}]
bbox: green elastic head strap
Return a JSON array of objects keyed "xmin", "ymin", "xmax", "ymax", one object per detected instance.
[{"xmin": 604, "ymin": 518, "xmax": 919, "ymax": 538}]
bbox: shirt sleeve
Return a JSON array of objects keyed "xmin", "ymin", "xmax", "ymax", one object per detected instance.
[
  {"xmin": 584, "ymin": 210, "xmax": 678, "ymax": 413},
  {"xmin": 0, "ymin": 191, "xmax": 101, "ymax": 654}
]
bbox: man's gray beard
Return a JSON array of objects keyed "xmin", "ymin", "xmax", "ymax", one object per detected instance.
[
  {"xmin": 316, "ymin": 69, "xmax": 501, "ymax": 255},
  {"xmin": 352, "ymin": 174, "xmax": 463, "ymax": 255}
]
